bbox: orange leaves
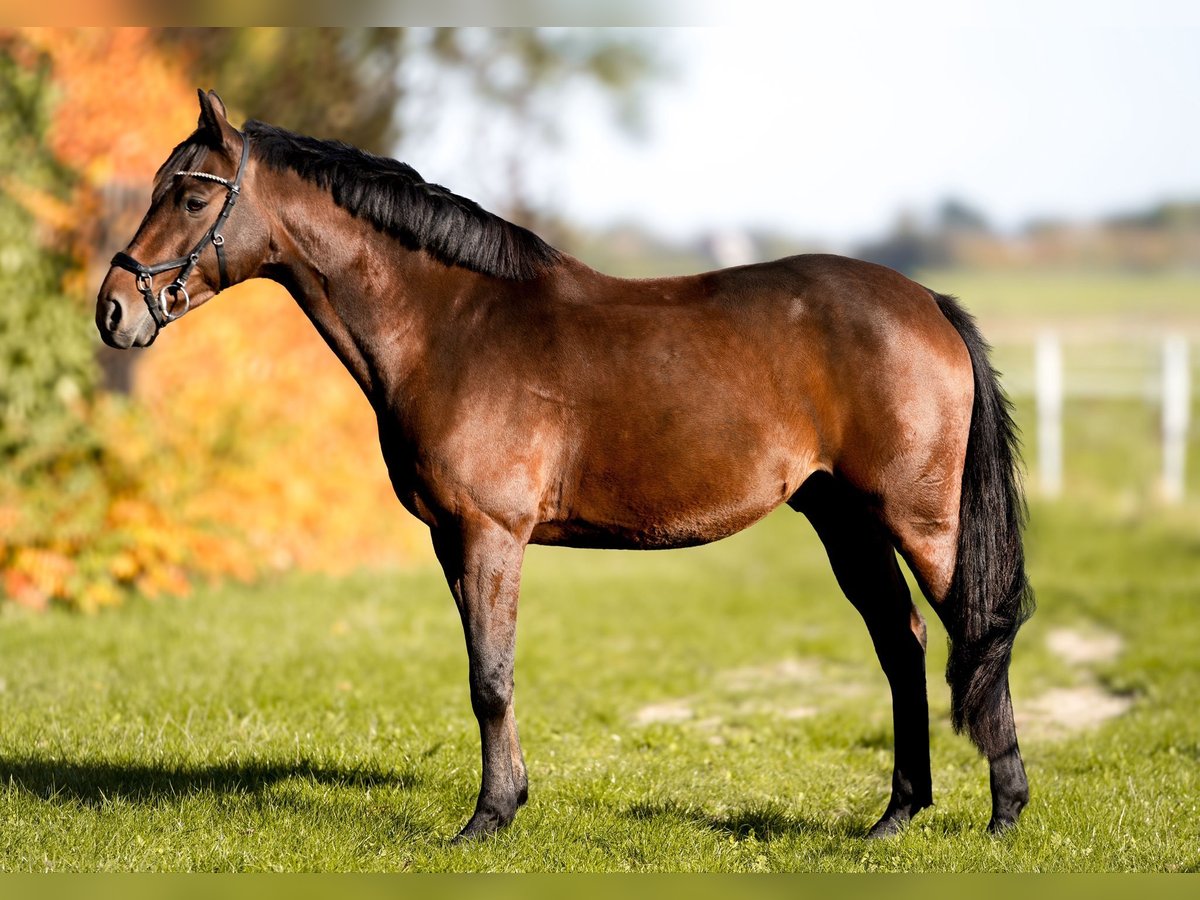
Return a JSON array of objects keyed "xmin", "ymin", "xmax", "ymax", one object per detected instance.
[
  {"xmin": 4, "ymin": 547, "xmax": 74, "ymax": 610},
  {"xmin": 2, "ymin": 569, "xmax": 47, "ymax": 612},
  {"xmin": 8, "ymin": 28, "xmax": 196, "ymax": 288},
  {"xmin": 2, "ymin": 280, "xmax": 429, "ymax": 614},
  {"xmin": 0, "ymin": 176, "xmax": 75, "ymax": 232},
  {"xmin": 1, "ymin": 30, "xmax": 428, "ymax": 614},
  {"xmin": 0, "ymin": 395, "xmax": 260, "ymax": 612},
  {"xmin": 22, "ymin": 28, "xmax": 196, "ymax": 187},
  {"xmin": 107, "ymin": 550, "xmax": 139, "ymax": 581},
  {"xmin": 135, "ymin": 279, "xmax": 430, "ymax": 577}
]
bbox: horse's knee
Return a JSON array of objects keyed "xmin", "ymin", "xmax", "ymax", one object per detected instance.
[{"xmin": 469, "ymin": 665, "xmax": 513, "ymax": 719}]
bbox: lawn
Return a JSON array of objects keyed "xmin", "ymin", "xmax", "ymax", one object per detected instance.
[
  {"xmin": 1, "ymin": 495, "xmax": 1197, "ymax": 872},
  {"xmin": 918, "ymin": 268, "xmax": 1200, "ymax": 328}
]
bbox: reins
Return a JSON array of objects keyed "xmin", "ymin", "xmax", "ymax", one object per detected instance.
[{"xmin": 111, "ymin": 131, "xmax": 250, "ymax": 329}]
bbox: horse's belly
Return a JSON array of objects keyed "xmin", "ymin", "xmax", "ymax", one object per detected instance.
[
  {"xmin": 525, "ymin": 402, "xmax": 822, "ymax": 549},
  {"xmin": 529, "ymin": 453, "xmax": 807, "ymax": 550},
  {"xmin": 528, "ymin": 499, "xmax": 779, "ymax": 550}
]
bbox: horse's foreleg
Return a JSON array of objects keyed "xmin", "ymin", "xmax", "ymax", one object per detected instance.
[
  {"xmin": 432, "ymin": 519, "xmax": 528, "ymax": 842},
  {"xmin": 792, "ymin": 474, "xmax": 933, "ymax": 837}
]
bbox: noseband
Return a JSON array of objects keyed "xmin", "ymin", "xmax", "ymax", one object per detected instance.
[{"xmin": 111, "ymin": 132, "xmax": 251, "ymax": 329}]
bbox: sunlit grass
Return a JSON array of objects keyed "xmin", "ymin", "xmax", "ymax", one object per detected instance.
[
  {"xmin": 919, "ymin": 268, "xmax": 1200, "ymax": 326},
  {"xmin": 1, "ymin": 497, "xmax": 1197, "ymax": 871}
]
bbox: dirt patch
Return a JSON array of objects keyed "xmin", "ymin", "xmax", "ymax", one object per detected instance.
[
  {"xmin": 719, "ymin": 658, "xmax": 822, "ymax": 691},
  {"xmin": 1016, "ymin": 625, "xmax": 1131, "ymax": 739},
  {"xmin": 632, "ymin": 632, "xmax": 1133, "ymax": 742},
  {"xmin": 633, "ymin": 700, "xmax": 694, "ymax": 725},
  {"xmin": 1046, "ymin": 627, "xmax": 1123, "ymax": 665},
  {"xmin": 781, "ymin": 706, "xmax": 818, "ymax": 719},
  {"xmin": 631, "ymin": 656, "xmax": 864, "ymax": 729},
  {"xmin": 1016, "ymin": 685, "xmax": 1132, "ymax": 739}
]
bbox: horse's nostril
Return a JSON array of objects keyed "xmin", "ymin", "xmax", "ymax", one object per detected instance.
[{"xmin": 105, "ymin": 298, "xmax": 122, "ymax": 331}]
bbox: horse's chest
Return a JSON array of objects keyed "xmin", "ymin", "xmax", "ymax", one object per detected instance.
[
  {"xmin": 374, "ymin": 428, "xmax": 439, "ymax": 527},
  {"xmin": 377, "ymin": 421, "xmax": 550, "ymax": 531}
]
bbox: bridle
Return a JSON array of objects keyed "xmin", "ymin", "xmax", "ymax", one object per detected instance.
[{"xmin": 111, "ymin": 131, "xmax": 251, "ymax": 329}]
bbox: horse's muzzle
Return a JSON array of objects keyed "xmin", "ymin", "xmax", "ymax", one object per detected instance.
[{"xmin": 96, "ymin": 289, "xmax": 158, "ymax": 349}]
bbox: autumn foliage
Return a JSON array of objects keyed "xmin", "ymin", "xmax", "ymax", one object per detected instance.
[
  {"xmin": 133, "ymin": 281, "xmax": 430, "ymax": 577},
  {"xmin": 24, "ymin": 28, "xmax": 197, "ymax": 184},
  {"xmin": 2, "ymin": 279, "xmax": 429, "ymax": 613},
  {"xmin": 0, "ymin": 29, "xmax": 427, "ymax": 612}
]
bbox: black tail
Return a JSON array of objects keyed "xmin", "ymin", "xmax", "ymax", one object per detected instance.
[{"xmin": 933, "ymin": 293, "xmax": 1035, "ymax": 754}]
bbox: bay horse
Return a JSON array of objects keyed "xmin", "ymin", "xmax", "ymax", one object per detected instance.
[{"xmin": 97, "ymin": 91, "xmax": 1034, "ymax": 841}]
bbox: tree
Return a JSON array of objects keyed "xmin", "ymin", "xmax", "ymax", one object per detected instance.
[
  {"xmin": 0, "ymin": 37, "xmax": 96, "ymax": 468},
  {"xmin": 415, "ymin": 28, "xmax": 657, "ymax": 228},
  {"xmin": 855, "ymin": 210, "xmax": 952, "ymax": 276},
  {"xmin": 157, "ymin": 27, "xmax": 657, "ymax": 158},
  {"xmin": 937, "ymin": 197, "xmax": 992, "ymax": 235},
  {"xmin": 156, "ymin": 28, "xmax": 408, "ymax": 155}
]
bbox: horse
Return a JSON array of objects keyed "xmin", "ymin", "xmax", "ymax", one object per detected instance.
[{"xmin": 97, "ymin": 90, "xmax": 1034, "ymax": 842}]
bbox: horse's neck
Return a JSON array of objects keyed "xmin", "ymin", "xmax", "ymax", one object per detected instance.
[{"xmin": 260, "ymin": 186, "xmax": 468, "ymax": 403}]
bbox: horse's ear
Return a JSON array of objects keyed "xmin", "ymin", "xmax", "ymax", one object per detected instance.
[{"xmin": 197, "ymin": 89, "xmax": 236, "ymax": 148}]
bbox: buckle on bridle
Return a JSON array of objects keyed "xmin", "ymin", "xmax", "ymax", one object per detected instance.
[{"xmin": 158, "ymin": 282, "xmax": 191, "ymax": 321}]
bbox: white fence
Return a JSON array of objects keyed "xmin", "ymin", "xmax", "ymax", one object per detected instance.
[{"xmin": 1017, "ymin": 332, "xmax": 1193, "ymax": 502}]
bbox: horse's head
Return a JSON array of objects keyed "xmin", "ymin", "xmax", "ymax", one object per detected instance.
[{"xmin": 97, "ymin": 90, "xmax": 269, "ymax": 348}]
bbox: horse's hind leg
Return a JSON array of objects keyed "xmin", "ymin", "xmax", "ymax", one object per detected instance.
[
  {"xmin": 791, "ymin": 473, "xmax": 933, "ymax": 837},
  {"xmin": 431, "ymin": 518, "xmax": 529, "ymax": 842},
  {"xmin": 888, "ymin": 510, "xmax": 1029, "ymax": 835}
]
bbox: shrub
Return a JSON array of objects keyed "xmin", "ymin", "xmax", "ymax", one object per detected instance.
[{"xmin": 1, "ymin": 34, "xmax": 426, "ymax": 613}]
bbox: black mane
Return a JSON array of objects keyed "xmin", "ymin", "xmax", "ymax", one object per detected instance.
[{"xmin": 243, "ymin": 120, "xmax": 562, "ymax": 280}]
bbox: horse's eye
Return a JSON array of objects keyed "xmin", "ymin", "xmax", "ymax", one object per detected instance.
[{"xmin": 185, "ymin": 197, "xmax": 207, "ymax": 213}]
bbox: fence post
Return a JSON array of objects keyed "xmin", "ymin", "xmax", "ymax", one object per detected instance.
[
  {"xmin": 1035, "ymin": 331, "xmax": 1063, "ymax": 497},
  {"xmin": 1162, "ymin": 334, "xmax": 1190, "ymax": 503}
]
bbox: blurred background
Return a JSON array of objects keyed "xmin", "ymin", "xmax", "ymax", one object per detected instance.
[{"xmin": 1, "ymin": 24, "xmax": 1197, "ymax": 612}]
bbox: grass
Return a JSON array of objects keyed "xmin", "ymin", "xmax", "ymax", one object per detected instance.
[
  {"xmin": 1, "ymin": 496, "xmax": 1198, "ymax": 872},
  {"xmin": 918, "ymin": 268, "xmax": 1200, "ymax": 327}
]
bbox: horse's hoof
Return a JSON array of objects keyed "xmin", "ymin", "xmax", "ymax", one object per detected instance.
[
  {"xmin": 987, "ymin": 814, "xmax": 1020, "ymax": 836},
  {"xmin": 450, "ymin": 822, "xmax": 493, "ymax": 844},
  {"xmin": 866, "ymin": 812, "xmax": 910, "ymax": 839},
  {"xmin": 866, "ymin": 794, "xmax": 930, "ymax": 839},
  {"xmin": 987, "ymin": 790, "xmax": 1027, "ymax": 835},
  {"xmin": 450, "ymin": 807, "xmax": 516, "ymax": 844}
]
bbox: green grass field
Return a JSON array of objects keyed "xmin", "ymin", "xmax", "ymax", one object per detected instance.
[
  {"xmin": 919, "ymin": 268, "xmax": 1200, "ymax": 326},
  {"xmin": 1, "ymin": 496, "xmax": 1197, "ymax": 872}
]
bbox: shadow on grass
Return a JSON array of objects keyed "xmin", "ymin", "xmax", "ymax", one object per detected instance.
[
  {"xmin": 625, "ymin": 797, "xmax": 982, "ymax": 842},
  {"xmin": 0, "ymin": 755, "xmax": 419, "ymax": 807},
  {"xmin": 625, "ymin": 797, "xmax": 860, "ymax": 842}
]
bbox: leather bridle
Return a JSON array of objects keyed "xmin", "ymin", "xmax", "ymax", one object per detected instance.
[{"xmin": 111, "ymin": 132, "xmax": 251, "ymax": 329}]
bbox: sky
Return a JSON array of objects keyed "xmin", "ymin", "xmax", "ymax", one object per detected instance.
[{"xmin": 402, "ymin": 6, "xmax": 1200, "ymax": 248}]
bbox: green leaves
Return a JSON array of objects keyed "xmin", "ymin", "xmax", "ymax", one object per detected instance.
[{"xmin": 0, "ymin": 39, "xmax": 97, "ymax": 472}]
